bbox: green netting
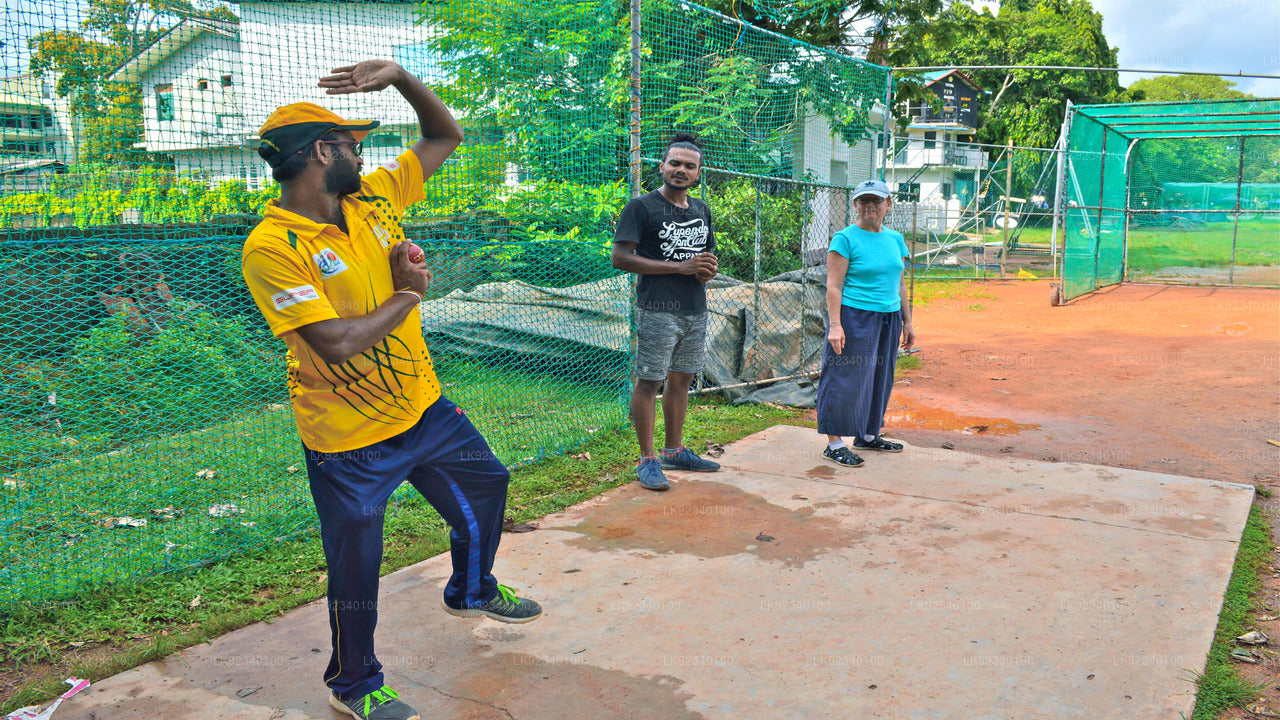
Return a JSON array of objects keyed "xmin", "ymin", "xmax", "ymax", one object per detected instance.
[
  {"xmin": 0, "ymin": 0, "xmax": 887, "ymax": 608},
  {"xmin": 1061, "ymin": 99, "xmax": 1280, "ymax": 301}
]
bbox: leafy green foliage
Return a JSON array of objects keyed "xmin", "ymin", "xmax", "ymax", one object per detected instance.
[
  {"xmin": 900, "ymin": 0, "xmax": 1127, "ymax": 148},
  {"xmin": 420, "ymin": 0, "xmax": 886, "ymax": 181},
  {"xmin": 705, "ymin": 177, "xmax": 805, "ymax": 280},
  {"xmin": 1128, "ymin": 74, "xmax": 1252, "ymax": 102},
  {"xmin": 419, "ymin": 0, "xmax": 629, "ymax": 185},
  {"xmin": 53, "ymin": 305, "xmax": 281, "ymax": 442},
  {"xmin": 0, "ymin": 168, "xmax": 277, "ymax": 227}
]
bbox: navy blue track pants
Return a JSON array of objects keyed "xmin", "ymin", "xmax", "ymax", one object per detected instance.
[
  {"xmin": 815, "ymin": 305, "xmax": 902, "ymax": 439},
  {"xmin": 303, "ymin": 395, "xmax": 509, "ymax": 701}
]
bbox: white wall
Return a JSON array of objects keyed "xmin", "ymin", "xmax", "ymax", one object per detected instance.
[
  {"xmin": 137, "ymin": 31, "xmax": 244, "ymax": 152},
  {"xmin": 238, "ymin": 2, "xmax": 439, "ymax": 133},
  {"xmin": 173, "ymin": 146, "xmax": 265, "ymax": 189}
]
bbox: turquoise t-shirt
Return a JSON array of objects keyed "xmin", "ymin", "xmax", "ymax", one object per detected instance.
[{"xmin": 829, "ymin": 225, "xmax": 910, "ymax": 312}]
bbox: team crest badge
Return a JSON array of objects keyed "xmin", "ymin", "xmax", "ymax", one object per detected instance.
[{"xmin": 312, "ymin": 248, "xmax": 349, "ymax": 278}]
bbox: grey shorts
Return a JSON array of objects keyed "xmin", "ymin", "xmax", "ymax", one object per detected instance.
[{"xmin": 634, "ymin": 307, "xmax": 709, "ymax": 381}]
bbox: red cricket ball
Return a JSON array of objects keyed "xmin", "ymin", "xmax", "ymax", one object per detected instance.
[{"xmin": 407, "ymin": 243, "xmax": 425, "ymax": 263}]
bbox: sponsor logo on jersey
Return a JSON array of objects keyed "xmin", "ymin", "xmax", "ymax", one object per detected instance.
[{"xmin": 271, "ymin": 285, "xmax": 320, "ymax": 310}]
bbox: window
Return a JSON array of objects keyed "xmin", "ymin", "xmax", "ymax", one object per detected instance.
[
  {"xmin": 941, "ymin": 183, "xmax": 952, "ymax": 200},
  {"xmin": 898, "ymin": 182, "xmax": 920, "ymax": 202},
  {"xmin": 221, "ymin": 74, "xmax": 233, "ymax": 87},
  {"xmin": 197, "ymin": 79, "xmax": 209, "ymax": 90},
  {"xmin": 923, "ymin": 131, "xmax": 937, "ymax": 149},
  {"xmin": 155, "ymin": 84, "xmax": 175, "ymax": 121}
]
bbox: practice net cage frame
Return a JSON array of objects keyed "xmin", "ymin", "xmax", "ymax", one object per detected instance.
[{"xmin": 1058, "ymin": 98, "xmax": 1280, "ymax": 303}]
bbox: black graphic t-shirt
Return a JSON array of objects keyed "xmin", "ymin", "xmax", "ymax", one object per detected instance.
[{"xmin": 613, "ymin": 190, "xmax": 716, "ymax": 315}]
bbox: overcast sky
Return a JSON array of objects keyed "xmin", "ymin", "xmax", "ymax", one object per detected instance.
[{"xmin": 5, "ymin": 0, "xmax": 1279, "ymax": 96}]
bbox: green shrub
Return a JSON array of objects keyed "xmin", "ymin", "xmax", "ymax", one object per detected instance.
[
  {"xmin": 53, "ymin": 304, "xmax": 284, "ymax": 442},
  {"xmin": 704, "ymin": 177, "xmax": 805, "ymax": 280}
]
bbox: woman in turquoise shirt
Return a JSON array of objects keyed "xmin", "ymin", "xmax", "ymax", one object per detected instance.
[{"xmin": 816, "ymin": 179, "xmax": 917, "ymax": 467}]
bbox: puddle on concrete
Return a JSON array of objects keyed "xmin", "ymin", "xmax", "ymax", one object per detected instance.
[
  {"xmin": 885, "ymin": 400, "xmax": 1039, "ymax": 436},
  {"xmin": 449, "ymin": 653, "xmax": 704, "ymax": 720},
  {"xmin": 1216, "ymin": 322, "xmax": 1252, "ymax": 336},
  {"xmin": 562, "ymin": 480, "xmax": 865, "ymax": 567}
]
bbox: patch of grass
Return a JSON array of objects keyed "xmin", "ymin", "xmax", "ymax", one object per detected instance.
[
  {"xmin": 1129, "ymin": 218, "xmax": 1280, "ymax": 271},
  {"xmin": 0, "ymin": 358, "xmax": 629, "ymax": 611},
  {"xmin": 895, "ymin": 354, "xmax": 921, "ymax": 372},
  {"xmin": 1189, "ymin": 504, "xmax": 1273, "ymax": 719},
  {"xmin": 966, "ymin": 303, "xmax": 986, "ymax": 311},
  {"xmin": 0, "ymin": 396, "xmax": 805, "ymax": 712},
  {"xmin": 907, "ymin": 279, "xmax": 998, "ymax": 308}
]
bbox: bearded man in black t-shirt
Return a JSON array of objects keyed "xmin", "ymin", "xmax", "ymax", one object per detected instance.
[{"xmin": 611, "ymin": 132, "xmax": 722, "ymax": 491}]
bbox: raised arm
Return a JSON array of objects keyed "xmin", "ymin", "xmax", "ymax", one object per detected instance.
[{"xmin": 319, "ymin": 59, "xmax": 465, "ymax": 179}]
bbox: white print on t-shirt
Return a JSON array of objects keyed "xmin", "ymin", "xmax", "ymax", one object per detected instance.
[
  {"xmin": 271, "ymin": 285, "xmax": 320, "ymax": 310},
  {"xmin": 658, "ymin": 219, "xmax": 709, "ymax": 259}
]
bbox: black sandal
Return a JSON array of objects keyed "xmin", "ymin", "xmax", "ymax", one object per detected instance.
[
  {"xmin": 854, "ymin": 437, "xmax": 903, "ymax": 453},
  {"xmin": 823, "ymin": 446, "xmax": 865, "ymax": 467}
]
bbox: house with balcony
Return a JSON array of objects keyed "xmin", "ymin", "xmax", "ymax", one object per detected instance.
[
  {"xmin": 0, "ymin": 73, "xmax": 80, "ymax": 191},
  {"xmin": 888, "ymin": 69, "xmax": 988, "ymax": 208}
]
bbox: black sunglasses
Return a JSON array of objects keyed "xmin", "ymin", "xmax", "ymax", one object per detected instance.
[{"xmin": 318, "ymin": 139, "xmax": 363, "ymax": 156}]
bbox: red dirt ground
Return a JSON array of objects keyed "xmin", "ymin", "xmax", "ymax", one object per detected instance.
[{"xmin": 883, "ymin": 279, "xmax": 1280, "ymax": 716}]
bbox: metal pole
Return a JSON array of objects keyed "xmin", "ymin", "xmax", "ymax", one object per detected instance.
[
  {"xmin": 1231, "ymin": 135, "xmax": 1246, "ymax": 284},
  {"xmin": 1093, "ymin": 129, "xmax": 1108, "ymax": 291},
  {"xmin": 909, "ymin": 195, "xmax": 918, "ymax": 301},
  {"xmin": 754, "ymin": 180, "xmax": 762, "ymax": 337},
  {"xmin": 884, "ymin": 70, "xmax": 895, "ymax": 186},
  {"xmin": 1051, "ymin": 101, "xmax": 1073, "ymax": 279},
  {"xmin": 800, "ymin": 183, "xmax": 811, "ymax": 373},
  {"xmin": 1001, "ymin": 138, "xmax": 1011, "ymax": 278},
  {"xmin": 1122, "ymin": 138, "xmax": 1138, "ymax": 282},
  {"xmin": 628, "ymin": 0, "xmax": 642, "ymax": 199},
  {"xmin": 893, "ymin": 65, "xmax": 1280, "ymax": 80}
]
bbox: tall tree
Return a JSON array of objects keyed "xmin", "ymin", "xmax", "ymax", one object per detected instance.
[
  {"xmin": 900, "ymin": 0, "xmax": 1129, "ymax": 149},
  {"xmin": 420, "ymin": 0, "xmax": 887, "ymax": 180},
  {"xmin": 1128, "ymin": 74, "xmax": 1251, "ymax": 102}
]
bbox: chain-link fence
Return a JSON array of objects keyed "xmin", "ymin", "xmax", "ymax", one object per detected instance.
[{"xmin": 1, "ymin": 0, "xmax": 887, "ymax": 607}]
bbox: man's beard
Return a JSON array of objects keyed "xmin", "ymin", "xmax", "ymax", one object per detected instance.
[{"xmin": 324, "ymin": 154, "xmax": 361, "ymax": 196}]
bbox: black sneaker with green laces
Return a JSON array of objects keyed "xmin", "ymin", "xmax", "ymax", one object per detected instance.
[
  {"xmin": 329, "ymin": 685, "xmax": 419, "ymax": 720},
  {"xmin": 442, "ymin": 583, "xmax": 542, "ymax": 623}
]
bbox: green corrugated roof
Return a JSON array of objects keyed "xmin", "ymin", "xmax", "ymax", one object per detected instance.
[{"xmin": 1076, "ymin": 98, "xmax": 1280, "ymax": 139}]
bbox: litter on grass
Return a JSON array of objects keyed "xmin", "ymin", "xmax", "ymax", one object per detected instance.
[{"xmin": 5, "ymin": 677, "xmax": 90, "ymax": 720}]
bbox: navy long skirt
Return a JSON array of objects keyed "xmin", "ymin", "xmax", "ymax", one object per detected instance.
[{"xmin": 815, "ymin": 305, "xmax": 902, "ymax": 438}]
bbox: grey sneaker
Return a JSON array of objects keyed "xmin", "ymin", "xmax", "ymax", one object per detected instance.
[
  {"xmin": 329, "ymin": 685, "xmax": 419, "ymax": 720},
  {"xmin": 442, "ymin": 584, "xmax": 542, "ymax": 623},
  {"xmin": 636, "ymin": 456, "xmax": 670, "ymax": 490},
  {"xmin": 660, "ymin": 446, "xmax": 721, "ymax": 472}
]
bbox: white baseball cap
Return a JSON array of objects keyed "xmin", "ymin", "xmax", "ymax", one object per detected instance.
[{"xmin": 852, "ymin": 179, "xmax": 891, "ymax": 199}]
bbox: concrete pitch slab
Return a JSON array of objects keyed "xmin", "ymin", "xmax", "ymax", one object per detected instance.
[{"xmin": 61, "ymin": 425, "xmax": 1254, "ymax": 719}]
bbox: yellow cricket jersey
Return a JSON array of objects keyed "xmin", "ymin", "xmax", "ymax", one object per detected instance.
[{"xmin": 242, "ymin": 150, "xmax": 441, "ymax": 453}]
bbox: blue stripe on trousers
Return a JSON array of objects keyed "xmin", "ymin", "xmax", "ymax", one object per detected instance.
[
  {"xmin": 304, "ymin": 395, "xmax": 509, "ymax": 701},
  {"xmin": 816, "ymin": 305, "xmax": 903, "ymax": 438}
]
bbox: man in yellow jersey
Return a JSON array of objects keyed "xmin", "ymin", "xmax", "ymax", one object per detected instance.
[{"xmin": 242, "ymin": 60, "xmax": 540, "ymax": 720}]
